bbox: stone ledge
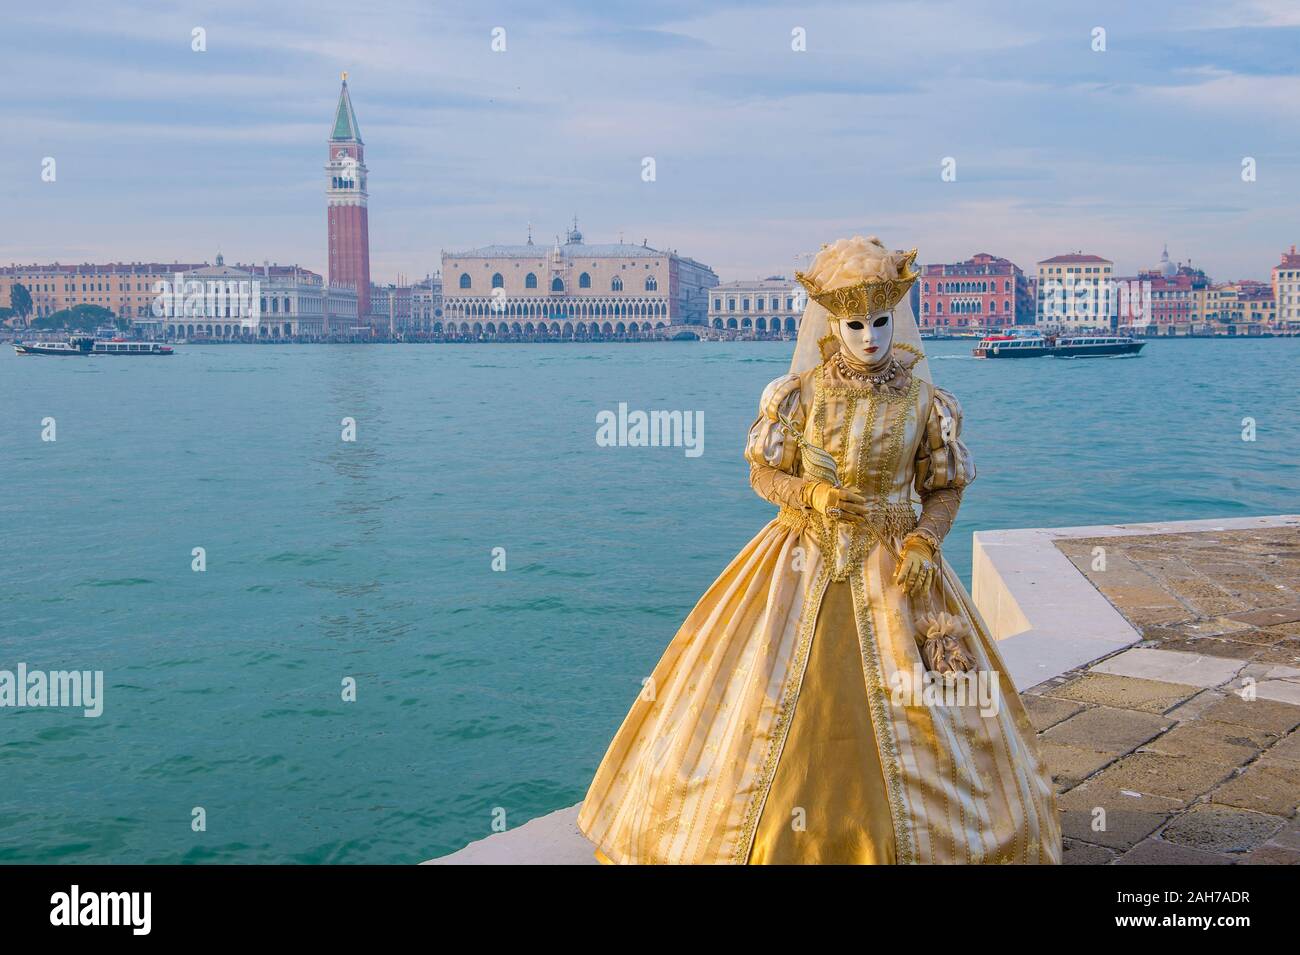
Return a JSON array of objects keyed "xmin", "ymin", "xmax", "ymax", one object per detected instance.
[
  {"xmin": 424, "ymin": 804, "xmax": 594, "ymax": 865},
  {"xmin": 972, "ymin": 515, "xmax": 1300, "ymax": 691}
]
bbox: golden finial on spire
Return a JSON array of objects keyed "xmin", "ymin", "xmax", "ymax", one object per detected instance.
[{"xmin": 341, "ymin": 71, "xmax": 348, "ymax": 82}]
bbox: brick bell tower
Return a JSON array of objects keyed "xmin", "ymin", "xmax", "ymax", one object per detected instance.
[{"xmin": 327, "ymin": 72, "xmax": 371, "ymax": 323}]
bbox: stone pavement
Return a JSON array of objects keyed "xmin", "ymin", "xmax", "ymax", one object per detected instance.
[{"xmin": 1026, "ymin": 526, "xmax": 1300, "ymax": 864}]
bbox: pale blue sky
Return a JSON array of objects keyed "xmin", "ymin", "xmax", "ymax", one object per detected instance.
[{"xmin": 2, "ymin": 0, "xmax": 1297, "ymax": 283}]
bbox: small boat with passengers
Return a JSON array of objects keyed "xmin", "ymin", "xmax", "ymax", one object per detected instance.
[
  {"xmin": 1052, "ymin": 335, "xmax": 1145, "ymax": 358},
  {"xmin": 973, "ymin": 330, "xmax": 1145, "ymax": 359},
  {"xmin": 14, "ymin": 336, "xmax": 173, "ymax": 356},
  {"xmin": 91, "ymin": 338, "xmax": 174, "ymax": 356},
  {"xmin": 971, "ymin": 330, "xmax": 1053, "ymax": 358}
]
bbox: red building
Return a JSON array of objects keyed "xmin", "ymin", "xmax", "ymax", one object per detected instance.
[
  {"xmin": 326, "ymin": 74, "xmax": 371, "ymax": 321},
  {"xmin": 919, "ymin": 253, "xmax": 1033, "ymax": 329}
]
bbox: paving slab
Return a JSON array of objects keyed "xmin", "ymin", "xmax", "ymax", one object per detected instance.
[
  {"xmin": 1139, "ymin": 719, "xmax": 1270, "ymax": 765},
  {"xmin": 1239, "ymin": 844, "xmax": 1300, "ymax": 864},
  {"xmin": 1208, "ymin": 758, "xmax": 1300, "ymax": 816},
  {"xmin": 1056, "ymin": 790, "xmax": 1177, "ymax": 853},
  {"xmin": 1158, "ymin": 803, "xmax": 1285, "ymax": 854},
  {"xmin": 1247, "ymin": 639, "xmax": 1300, "ymax": 666},
  {"xmin": 1047, "ymin": 673, "xmax": 1200, "ymax": 715},
  {"xmin": 1087, "ymin": 752, "xmax": 1234, "ymax": 805},
  {"xmin": 1191, "ymin": 695, "xmax": 1300, "ymax": 736},
  {"xmin": 1115, "ymin": 839, "xmax": 1235, "ymax": 865},
  {"xmin": 1266, "ymin": 730, "xmax": 1300, "ymax": 764},
  {"xmin": 1090, "ymin": 647, "xmax": 1246, "ymax": 688},
  {"xmin": 1164, "ymin": 688, "xmax": 1226, "ymax": 722},
  {"xmin": 1261, "ymin": 818, "xmax": 1300, "ymax": 851},
  {"xmin": 1228, "ymin": 603, "xmax": 1300, "ymax": 628},
  {"xmin": 1154, "ymin": 636, "xmax": 1269, "ymax": 660},
  {"xmin": 1225, "ymin": 672, "xmax": 1300, "ymax": 706},
  {"xmin": 1020, "ymin": 694, "xmax": 1085, "ymax": 732},
  {"xmin": 1036, "ymin": 741, "xmax": 1120, "ymax": 789},
  {"xmin": 1062, "ymin": 839, "xmax": 1118, "ymax": 865},
  {"xmin": 1042, "ymin": 706, "xmax": 1171, "ymax": 754}
]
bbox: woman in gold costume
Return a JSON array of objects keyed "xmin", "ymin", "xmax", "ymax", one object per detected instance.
[{"xmin": 578, "ymin": 236, "xmax": 1061, "ymax": 864}]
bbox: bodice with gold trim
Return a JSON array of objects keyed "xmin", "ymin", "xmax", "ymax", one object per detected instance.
[
  {"xmin": 747, "ymin": 349, "xmax": 976, "ymax": 581},
  {"xmin": 798, "ymin": 361, "xmax": 928, "ymax": 579}
]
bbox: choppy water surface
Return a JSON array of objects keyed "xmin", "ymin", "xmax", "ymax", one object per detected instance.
[{"xmin": 1, "ymin": 339, "xmax": 1296, "ymax": 862}]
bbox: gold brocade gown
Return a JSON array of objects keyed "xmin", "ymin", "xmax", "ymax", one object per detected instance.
[{"xmin": 578, "ymin": 349, "xmax": 1062, "ymax": 864}]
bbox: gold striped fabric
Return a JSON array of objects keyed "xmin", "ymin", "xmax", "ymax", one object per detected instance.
[{"xmin": 577, "ymin": 355, "xmax": 1061, "ymax": 864}]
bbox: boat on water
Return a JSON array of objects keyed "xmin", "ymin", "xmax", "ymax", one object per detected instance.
[
  {"xmin": 14, "ymin": 335, "xmax": 173, "ymax": 356},
  {"xmin": 972, "ymin": 331, "xmax": 1145, "ymax": 359},
  {"xmin": 971, "ymin": 332, "xmax": 1053, "ymax": 358},
  {"xmin": 14, "ymin": 336, "xmax": 95, "ymax": 356},
  {"xmin": 91, "ymin": 339, "xmax": 174, "ymax": 356},
  {"xmin": 1052, "ymin": 335, "xmax": 1146, "ymax": 358}
]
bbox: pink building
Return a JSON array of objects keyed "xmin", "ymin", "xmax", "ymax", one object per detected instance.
[
  {"xmin": 326, "ymin": 74, "xmax": 371, "ymax": 322},
  {"xmin": 918, "ymin": 253, "xmax": 1032, "ymax": 329},
  {"xmin": 1146, "ymin": 268, "xmax": 1204, "ymax": 327}
]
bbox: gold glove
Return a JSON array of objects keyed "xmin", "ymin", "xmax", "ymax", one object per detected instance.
[
  {"xmin": 893, "ymin": 534, "xmax": 937, "ymax": 596},
  {"xmin": 800, "ymin": 480, "xmax": 870, "ymax": 523}
]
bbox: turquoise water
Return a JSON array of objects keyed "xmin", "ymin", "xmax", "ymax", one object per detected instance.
[{"xmin": 1, "ymin": 339, "xmax": 1296, "ymax": 863}]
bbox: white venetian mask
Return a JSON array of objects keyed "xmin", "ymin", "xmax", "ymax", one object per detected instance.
[{"xmin": 837, "ymin": 310, "xmax": 893, "ymax": 366}]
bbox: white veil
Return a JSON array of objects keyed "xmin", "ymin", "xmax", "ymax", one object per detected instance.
[{"xmin": 789, "ymin": 256, "xmax": 931, "ymax": 386}]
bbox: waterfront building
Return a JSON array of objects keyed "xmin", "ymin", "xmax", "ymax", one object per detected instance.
[
  {"xmin": 1035, "ymin": 253, "xmax": 1115, "ymax": 330},
  {"xmin": 440, "ymin": 221, "xmax": 717, "ymax": 338},
  {"xmin": 1, "ymin": 261, "xmax": 206, "ymax": 324},
  {"xmin": 0, "ymin": 257, "xmax": 359, "ymax": 338},
  {"xmin": 149, "ymin": 257, "xmax": 356, "ymax": 339},
  {"xmin": 1144, "ymin": 267, "xmax": 1206, "ymax": 333},
  {"xmin": 368, "ymin": 281, "xmax": 411, "ymax": 335},
  {"xmin": 1115, "ymin": 247, "xmax": 1209, "ymax": 335},
  {"xmin": 1197, "ymin": 280, "xmax": 1274, "ymax": 335},
  {"xmin": 1238, "ymin": 284, "xmax": 1278, "ymax": 329},
  {"xmin": 327, "ymin": 73, "xmax": 371, "ymax": 320},
  {"xmin": 408, "ymin": 275, "xmax": 443, "ymax": 333},
  {"xmin": 1272, "ymin": 245, "xmax": 1300, "ymax": 332},
  {"xmin": 706, "ymin": 278, "xmax": 801, "ymax": 335},
  {"xmin": 919, "ymin": 253, "xmax": 1033, "ymax": 329}
]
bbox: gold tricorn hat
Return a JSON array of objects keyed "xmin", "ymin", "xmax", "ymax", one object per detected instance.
[{"xmin": 795, "ymin": 248, "xmax": 920, "ymax": 318}]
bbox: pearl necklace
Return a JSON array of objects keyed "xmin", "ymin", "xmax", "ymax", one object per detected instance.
[{"xmin": 834, "ymin": 351, "xmax": 898, "ymax": 385}]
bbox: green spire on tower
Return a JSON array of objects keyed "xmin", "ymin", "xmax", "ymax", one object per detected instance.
[{"xmin": 331, "ymin": 72, "xmax": 362, "ymax": 143}]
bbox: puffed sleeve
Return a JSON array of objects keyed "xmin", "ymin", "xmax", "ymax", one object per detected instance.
[
  {"xmin": 744, "ymin": 373, "xmax": 804, "ymax": 472},
  {"xmin": 913, "ymin": 387, "xmax": 976, "ymax": 496},
  {"xmin": 744, "ymin": 374, "xmax": 810, "ymax": 510}
]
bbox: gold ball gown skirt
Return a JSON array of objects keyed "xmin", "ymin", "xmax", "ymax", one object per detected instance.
[{"xmin": 578, "ymin": 353, "xmax": 1062, "ymax": 864}]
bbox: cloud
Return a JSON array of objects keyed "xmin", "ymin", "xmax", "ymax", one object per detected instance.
[{"xmin": 1, "ymin": 0, "xmax": 1296, "ymax": 285}]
